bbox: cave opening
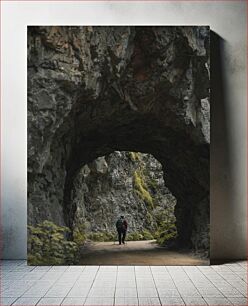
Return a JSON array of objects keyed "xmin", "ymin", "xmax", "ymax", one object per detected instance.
[
  {"xmin": 69, "ymin": 150, "xmax": 177, "ymax": 247},
  {"xmin": 57, "ymin": 107, "xmax": 209, "ymax": 253}
]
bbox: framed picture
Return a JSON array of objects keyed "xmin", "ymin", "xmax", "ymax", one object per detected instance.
[{"xmin": 27, "ymin": 26, "xmax": 210, "ymax": 265}]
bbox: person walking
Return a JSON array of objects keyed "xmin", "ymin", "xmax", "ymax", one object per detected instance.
[{"xmin": 116, "ymin": 215, "xmax": 128, "ymax": 245}]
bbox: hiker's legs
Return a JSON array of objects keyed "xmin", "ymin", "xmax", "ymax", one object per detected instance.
[
  {"xmin": 117, "ymin": 230, "xmax": 122, "ymax": 244},
  {"xmin": 122, "ymin": 230, "xmax": 126, "ymax": 244}
]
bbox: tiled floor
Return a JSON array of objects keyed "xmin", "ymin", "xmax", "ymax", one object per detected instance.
[{"xmin": 0, "ymin": 260, "xmax": 247, "ymax": 305}]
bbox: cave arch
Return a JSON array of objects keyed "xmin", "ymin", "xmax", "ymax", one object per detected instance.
[
  {"xmin": 60, "ymin": 108, "xmax": 209, "ymax": 250},
  {"xmin": 28, "ymin": 26, "xmax": 210, "ymax": 251}
]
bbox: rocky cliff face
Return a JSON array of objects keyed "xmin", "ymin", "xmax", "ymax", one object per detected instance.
[
  {"xmin": 28, "ymin": 26, "xmax": 210, "ymax": 252},
  {"xmin": 72, "ymin": 151, "xmax": 176, "ymax": 236}
]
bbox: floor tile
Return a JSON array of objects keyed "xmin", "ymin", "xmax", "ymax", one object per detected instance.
[
  {"xmin": 61, "ymin": 297, "xmax": 86, "ymax": 305},
  {"xmin": 49, "ymin": 266, "xmax": 69, "ymax": 272},
  {"xmin": 45, "ymin": 285, "xmax": 72, "ymax": 297},
  {"xmin": 157, "ymin": 288, "xmax": 180, "ymax": 298},
  {"xmin": 117, "ymin": 272, "xmax": 136, "ymax": 278},
  {"xmin": 0, "ymin": 297, "xmax": 18, "ymax": 305},
  {"xmin": 12, "ymin": 297, "xmax": 41, "ymax": 305},
  {"xmin": 118, "ymin": 266, "xmax": 135, "ymax": 272},
  {"xmin": 178, "ymin": 290, "xmax": 201, "ymax": 298},
  {"xmin": 197, "ymin": 288, "xmax": 224, "ymax": 297},
  {"xmin": 92, "ymin": 281, "xmax": 116, "ymax": 288},
  {"xmin": 137, "ymin": 287, "xmax": 158, "ymax": 298},
  {"xmin": 99, "ymin": 266, "xmax": 117, "ymax": 272},
  {"xmin": 37, "ymin": 297, "xmax": 64, "ymax": 305},
  {"xmin": 154, "ymin": 280, "xmax": 176, "ymax": 288},
  {"xmin": 88, "ymin": 287, "xmax": 115, "ymax": 298},
  {"xmin": 203, "ymin": 297, "xmax": 233, "ymax": 305},
  {"xmin": 182, "ymin": 297, "xmax": 207, "ymax": 305},
  {"xmin": 77, "ymin": 277, "xmax": 95, "ymax": 284},
  {"xmin": 84, "ymin": 297, "xmax": 114, "ymax": 305},
  {"xmin": 115, "ymin": 287, "xmax": 137, "ymax": 298},
  {"xmin": 2, "ymin": 289, "xmax": 30, "ymax": 298},
  {"xmin": 160, "ymin": 297, "xmax": 185, "ymax": 305},
  {"xmin": 32, "ymin": 266, "xmax": 52, "ymax": 272},
  {"xmin": 135, "ymin": 266, "xmax": 151, "ymax": 272},
  {"xmin": 12, "ymin": 265, "xmax": 35, "ymax": 272},
  {"xmin": 84, "ymin": 266, "xmax": 99, "ymax": 273},
  {"xmin": 22, "ymin": 285, "xmax": 53, "ymax": 297},
  {"xmin": 152, "ymin": 273, "xmax": 171, "ymax": 280},
  {"xmin": 116, "ymin": 280, "xmax": 136, "ymax": 287},
  {"xmin": 4, "ymin": 272, "xmax": 28, "ymax": 280},
  {"xmin": 217, "ymin": 286, "xmax": 244, "ymax": 297},
  {"xmin": 228, "ymin": 297, "xmax": 248, "ymax": 305},
  {"xmin": 138, "ymin": 297, "xmax": 161, "ymax": 305},
  {"xmin": 115, "ymin": 297, "xmax": 138, "ymax": 305},
  {"xmin": 66, "ymin": 266, "xmax": 85, "ymax": 272},
  {"xmin": 67, "ymin": 285, "xmax": 91, "ymax": 297},
  {"xmin": 136, "ymin": 279, "xmax": 155, "ymax": 287},
  {"xmin": 21, "ymin": 272, "xmax": 45, "ymax": 281}
]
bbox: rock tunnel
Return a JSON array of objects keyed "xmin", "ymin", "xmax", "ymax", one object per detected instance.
[{"xmin": 28, "ymin": 26, "xmax": 210, "ymax": 252}]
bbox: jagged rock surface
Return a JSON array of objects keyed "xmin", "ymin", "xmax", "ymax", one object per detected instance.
[
  {"xmin": 28, "ymin": 26, "xmax": 210, "ymax": 251},
  {"xmin": 72, "ymin": 151, "xmax": 176, "ymax": 235}
]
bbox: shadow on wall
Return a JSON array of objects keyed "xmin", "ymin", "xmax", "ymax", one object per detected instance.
[{"xmin": 210, "ymin": 31, "xmax": 241, "ymax": 262}]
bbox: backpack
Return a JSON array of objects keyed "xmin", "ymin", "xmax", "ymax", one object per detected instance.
[{"xmin": 116, "ymin": 218, "xmax": 124, "ymax": 230}]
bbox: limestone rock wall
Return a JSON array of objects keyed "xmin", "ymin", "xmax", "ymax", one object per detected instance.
[{"xmin": 72, "ymin": 151, "xmax": 176, "ymax": 235}]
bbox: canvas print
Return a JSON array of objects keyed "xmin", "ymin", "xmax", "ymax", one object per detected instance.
[{"xmin": 27, "ymin": 26, "xmax": 210, "ymax": 265}]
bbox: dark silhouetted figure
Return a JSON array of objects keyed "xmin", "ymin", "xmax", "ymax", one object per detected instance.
[{"xmin": 116, "ymin": 216, "xmax": 128, "ymax": 245}]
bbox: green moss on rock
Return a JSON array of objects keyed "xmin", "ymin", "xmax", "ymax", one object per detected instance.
[
  {"xmin": 28, "ymin": 220, "xmax": 79, "ymax": 265},
  {"xmin": 126, "ymin": 232, "xmax": 144, "ymax": 241},
  {"xmin": 87, "ymin": 231, "xmax": 115, "ymax": 242},
  {"xmin": 142, "ymin": 229, "xmax": 154, "ymax": 240},
  {"xmin": 155, "ymin": 221, "xmax": 177, "ymax": 246},
  {"xmin": 73, "ymin": 223, "xmax": 86, "ymax": 245},
  {"xmin": 133, "ymin": 170, "xmax": 154, "ymax": 209},
  {"xmin": 126, "ymin": 230, "xmax": 154, "ymax": 241},
  {"xmin": 128, "ymin": 152, "xmax": 141, "ymax": 162}
]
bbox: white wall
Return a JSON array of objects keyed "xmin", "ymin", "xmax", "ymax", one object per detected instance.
[{"xmin": 2, "ymin": 1, "xmax": 246, "ymax": 260}]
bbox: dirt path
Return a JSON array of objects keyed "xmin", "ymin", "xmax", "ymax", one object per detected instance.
[{"xmin": 79, "ymin": 240, "xmax": 208, "ymax": 265}]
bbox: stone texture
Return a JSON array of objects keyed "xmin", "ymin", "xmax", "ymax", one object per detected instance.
[
  {"xmin": 28, "ymin": 26, "xmax": 210, "ymax": 251},
  {"xmin": 72, "ymin": 151, "xmax": 176, "ymax": 235}
]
